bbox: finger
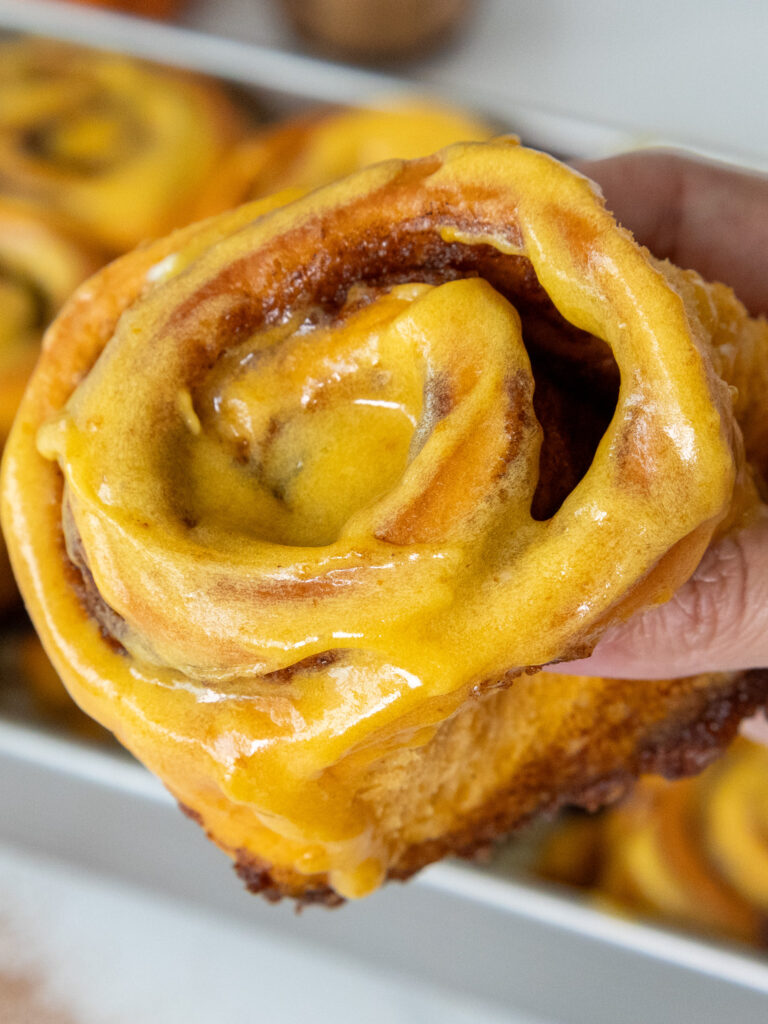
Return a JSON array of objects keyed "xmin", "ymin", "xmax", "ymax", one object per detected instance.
[
  {"xmin": 552, "ymin": 513, "xmax": 768, "ymax": 679},
  {"xmin": 576, "ymin": 151, "xmax": 768, "ymax": 316}
]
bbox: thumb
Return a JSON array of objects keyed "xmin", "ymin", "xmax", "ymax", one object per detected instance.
[{"xmin": 553, "ymin": 513, "xmax": 768, "ymax": 679}]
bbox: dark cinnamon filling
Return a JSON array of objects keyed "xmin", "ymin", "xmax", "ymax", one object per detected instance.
[
  {"xmin": 61, "ymin": 496, "xmax": 128, "ymax": 655},
  {"xmin": 19, "ymin": 99, "xmax": 148, "ymax": 177}
]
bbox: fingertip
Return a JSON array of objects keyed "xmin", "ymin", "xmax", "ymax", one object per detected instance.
[
  {"xmin": 548, "ymin": 516, "xmax": 768, "ymax": 680},
  {"xmin": 573, "ymin": 150, "xmax": 685, "ymax": 257}
]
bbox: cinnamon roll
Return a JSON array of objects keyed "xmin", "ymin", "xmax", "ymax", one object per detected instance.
[
  {"xmin": 4, "ymin": 141, "xmax": 767, "ymax": 901},
  {"xmin": 0, "ymin": 39, "xmax": 242, "ymax": 252},
  {"xmin": 0, "ymin": 197, "xmax": 102, "ymax": 610},
  {"xmin": 194, "ymin": 100, "xmax": 490, "ymax": 218},
  {"xmin": 536, "ymin": 739, "xmax": 768, "ymax": 947},
  {"xmin": 9, "ymin": 630, "xmax": 110, "ymax": 741}
]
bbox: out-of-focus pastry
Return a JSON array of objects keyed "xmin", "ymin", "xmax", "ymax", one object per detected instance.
[
  {"xmin": 0, "ymin": 39, "xmax": 243, "ymax": 252},
  {"xmin": 194, "ymin": 99, "xmax": 490, "ymax": 218},
  {"xmin": 10, "ymin": 630, "xmax": 110, "ymax": 741},
  {"xmin": 4, "ymin": 141, "xmax": 768, "ymax": 903},
  {"xmin": 0, "ymin": 198, "xmax": 103, "ymax": 441},
  {"xmin": 62, "ymin": 0, "xmax": 185, "ymax": 18},
  {"xmin": 0, "ymin": 197, "xmax": 102, "ymax": 611},
  {"xmin": 536, "ymin": 739, "xmax": 768, "ymax": 947},
  {"xmin": 278, "ymin": 0, "xmax": 472, "ymax": 61}
]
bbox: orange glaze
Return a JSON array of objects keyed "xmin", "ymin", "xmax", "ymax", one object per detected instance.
[{"xmin": 3, "ymin": 141, "xmax": 763, "ymax": 898}]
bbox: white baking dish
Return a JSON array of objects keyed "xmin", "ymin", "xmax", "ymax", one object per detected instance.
[{"xmin": 1, "ymin": 719, "xmax": 768, "ymax": 1024}]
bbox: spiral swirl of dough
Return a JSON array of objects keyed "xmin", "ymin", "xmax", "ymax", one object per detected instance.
[
  {"xmin": 0, "ymin": 39, "xmax": 242, "ymax": 252},
  {"xmin": 5, "ymin": 141, "xmax": 764, "ymax": 899}
]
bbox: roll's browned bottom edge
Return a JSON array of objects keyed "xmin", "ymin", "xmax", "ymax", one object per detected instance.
[{"xmin": 220, "ymin": 669, "xmax": 768, "ymax": 907}]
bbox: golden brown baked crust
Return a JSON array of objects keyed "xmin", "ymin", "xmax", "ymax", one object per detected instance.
[{"xmin": 3, "ymin": 141, "xmax": 767, "ymax": 901}]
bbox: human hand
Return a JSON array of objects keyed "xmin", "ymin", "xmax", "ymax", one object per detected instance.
[{"xmin": 553, "ymin": 151, "xmax": 768, "ymax": 697}]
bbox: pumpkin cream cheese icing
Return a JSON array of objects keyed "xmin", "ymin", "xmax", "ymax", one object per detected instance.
[{"xmin": 4, "ymin": 140, "xmax": 768, "ymax": 903}]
